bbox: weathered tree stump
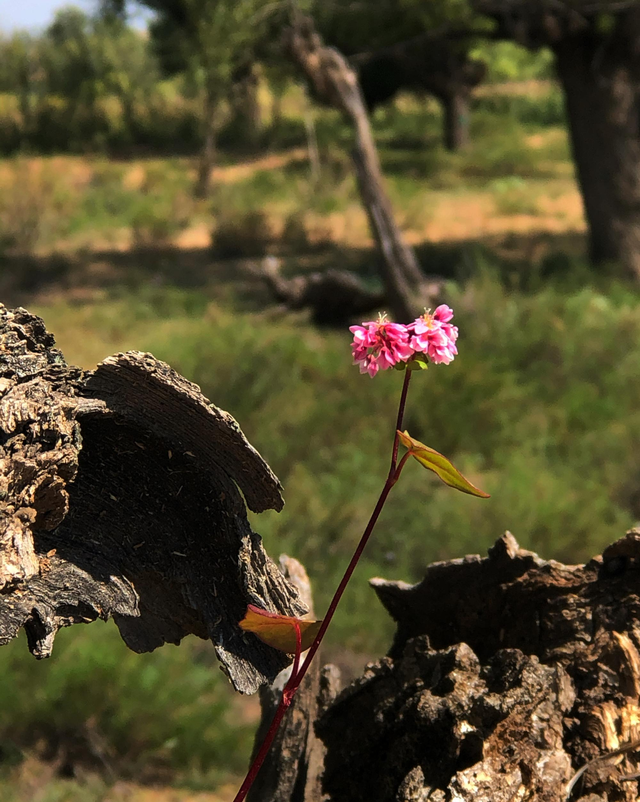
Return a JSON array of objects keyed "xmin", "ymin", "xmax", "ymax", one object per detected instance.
[
  {"xmin": 0, "ymin": 303, "xmax": 305, "ymax": 694},
  {"xmin": 252, "ymin": 532, "xmax": 640, "ymax": 801}
]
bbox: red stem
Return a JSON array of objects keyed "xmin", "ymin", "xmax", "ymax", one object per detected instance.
[
  {"xmin": 233, "ymin": 368, "xmax": 413, "ymax": 802},
  {"xmin": 390, "ymin": 369, "xmax": 412, "ymax": 477},
  {"xmin": 233, "ymin": 621, "xmax": 302, "ymax": 802},
  {"xmin": 285, "ymin": 620, "xmax": 302, "ymax": 696}
]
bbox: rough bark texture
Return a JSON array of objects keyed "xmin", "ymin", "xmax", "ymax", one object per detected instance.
[
  {"xmin": 474, "ymin": 1, "xmax": 640, "ymax": 278},
  {"xmin": 442, "ymin": 92, "xmax": 471, "ymax": 152},
  {"xmin": 260, "ymin": 531, "xmax": 640, "ymax": 801},
  {"xmin": 554, "ymin": 17, "xmax": 640, "ymax": 276},
  {"xmin": 231, "ymin": 63, "xmax": 263, "ymax": 149},
  {"xmin": 0, "ymin": 304, "xmax": 306, "ymax": 694},
  {"xmin": 288, "ymin": 16, "xmax": 433, "ymax": 322}
]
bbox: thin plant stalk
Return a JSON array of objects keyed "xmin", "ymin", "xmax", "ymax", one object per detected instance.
[{"xmin": 233, "ymin": 369, "xmax": 413, "ymax": 802}]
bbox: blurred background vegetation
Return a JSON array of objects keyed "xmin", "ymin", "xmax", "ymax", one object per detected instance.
[{"xmin": 0, "ymin": 0, "xmax": 638, "ymax": 799}]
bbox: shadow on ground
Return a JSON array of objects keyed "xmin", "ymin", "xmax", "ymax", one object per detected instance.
[{"xmin": 0, "ymin": 230, "xmax": 594, "ymax": 313}]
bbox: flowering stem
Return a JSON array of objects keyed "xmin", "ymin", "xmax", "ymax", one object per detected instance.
[
  {"xmin": 233, "ymin": 371, "xmax": 413, "ymax": 802},
  {"xmin": 285, "ymin": 620, "xmax": 302, "ymax": 697},
  {"xmin": 390, "ymin": 369, "xmax": 412, "ymax": 477},
  {"xmin": 391, "ymin": 450, "xmax": 412, "ymax": 485}
]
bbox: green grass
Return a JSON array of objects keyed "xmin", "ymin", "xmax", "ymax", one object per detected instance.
[
  {"xmin": 0, "ymin": 624, "xmax": 253, "ymax": 788},
  {"xmin": 0, "ymin": 81, "xmax": 573, "ymax": 261},
  {"xmin": 33, "ymin": 266, "xmax": 640, "ymax": 654},
  {"xmin": 0, "ymin": 75, "xmax": 603, "ymax": 797}
]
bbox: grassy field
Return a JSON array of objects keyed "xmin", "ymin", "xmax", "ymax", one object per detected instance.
[{"xmin": 1, "ymin": 79, "xmax": 636, "ymax": 799}]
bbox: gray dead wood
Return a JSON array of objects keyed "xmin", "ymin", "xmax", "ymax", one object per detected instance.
[
  {"xmin": 258, "ymin": 531, "xmax": 640, "ymax": 801},
  {"xmin": 251, "ymin": 258, "xmax": 387, "ymax": 326},
  {"xmin": 0, "ymin": 303, "xmax": 306, "ymax": 694},
  {"xmin": 287, "ymin": 16, "xmax": 438, "ymax": 323}
]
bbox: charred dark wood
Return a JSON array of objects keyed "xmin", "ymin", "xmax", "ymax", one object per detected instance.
[
  {"xmin": 313, "ymin": 531, "xmax": 640, "ymax": 801},
  {"xmin": 0, "ymin": 304, "xmax": 305, "ymax": 694},
  {"xmin": 250, "ymin": 258, "xmax": 445, "ymax": 326},
  {"xmin": 253, "ymin": 258, "xmax": 386, "ymax": 325},
  {"xmin": 256, "ymin": 531, "xmax": 640, "ymax": 800}
]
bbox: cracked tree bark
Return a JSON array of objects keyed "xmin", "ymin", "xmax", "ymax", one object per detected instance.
[
  {"xmin": 252, "ymin": 531, "xmax": 640, "ymax": 801},
  {"xmin": 0, "ymin": 303, "xmax": 305, "ymax": 695}
]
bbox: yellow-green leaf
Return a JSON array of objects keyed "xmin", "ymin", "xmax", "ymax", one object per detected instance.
[
  {"xmin": 398, "ymin": 430, "xmax": 490, "ymax": 498},
  {"xmin": 238, "ymin": 605, "xmax": 322, "ymax": 653}
]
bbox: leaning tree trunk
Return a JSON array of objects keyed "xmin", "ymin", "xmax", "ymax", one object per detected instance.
[
  {"xmin": 553, "ymin": 16, "xmax": 640, "ymax": 277},
  {"xmin": 250, "ymin": 531, "xmax": 640, "ymax": 801},
  {"xmin": 288, "ymin": 16, "xmax": 428, "ymax": 322}
]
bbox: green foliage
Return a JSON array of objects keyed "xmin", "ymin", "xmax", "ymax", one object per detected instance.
[
  {"xmin": 0, "ymin": 10, "xmax": 210, "ymax": 155},
  {"xmin": 490, "ymin": 177, "xmax": 539, "ymax": 216},
  {"xmin": 0, "ymin": 625, "xmax": 253, "ymax": 784},
  {"xmin": 473, "ymin": 87, "xmax": 566, "ymax": 128},
  {"xmin": 471, "ymin": 41, "xmax": 554, "ymax": 83},
  {"xmin": 397, "ymin": 431, "xmax": 490, "ymax": 498},
  {"xmin": 0, "ymin": 0, "xmax": 570, "ymax": 158},
  {"xmin": 34, "ymin": 266, "xmax": 640, "ymax": 655},
  {"xmin": 315, "ymin": 0, "xmax": 481, "ymax": 54}
]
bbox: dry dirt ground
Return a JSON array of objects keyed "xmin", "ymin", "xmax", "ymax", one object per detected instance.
[{"xmin": 0, "ymin": 141, "xmax": 585, "ymax": 255}]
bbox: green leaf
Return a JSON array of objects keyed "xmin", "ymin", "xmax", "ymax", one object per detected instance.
[
  {"xmin": 406, "ymin": 353, "xmax": 429, "ymax": 371},
  {"xmin": 398, "ymin": 430, "xmax": 490, "ymax": 498}
]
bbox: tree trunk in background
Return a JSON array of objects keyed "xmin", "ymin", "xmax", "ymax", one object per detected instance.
[
  {"xmin": 471, "ymin": 2, "xmax": 640, "ymax": 278},
  {"xmin": 195, "ymin": 89, "xmax": 217, "ymax": 199},
  {"xmin": 288, "ymin": 16, "xmax": 430, "ymax": 322},
  {"xmin": 233, "ymin": 64, "xmax": 263, "ymax": 150},
  {"xmin": 553, "ymin": 17, "xmax": 640, "ymax": 276},
  {"xmin": 350, "ymin": 99, "xmax": 426, "ymax": 322},
  {"xmin": 441, "ymin": 92, "xmax": 470, "ymax": 151}
]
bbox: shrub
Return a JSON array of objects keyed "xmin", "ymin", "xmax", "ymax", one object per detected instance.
[
  {"xmin": 490, "ymin": 177, "xmax": 540, "ymax": 216},
  {"xmin": 0, "ymin": 159, "xmax": 72, "ymax": 251},
  {"xmin": 0, "ymin": 625, "xmax": 252, "ymax": 784},
  {"xmin": 211, "ymin": 210, "xmax": 273, "ymax": 258}
]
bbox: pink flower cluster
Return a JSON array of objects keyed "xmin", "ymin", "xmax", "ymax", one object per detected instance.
[{"xmin": 349, "ymin": 306, "xmax": 458, "ymax": 377}]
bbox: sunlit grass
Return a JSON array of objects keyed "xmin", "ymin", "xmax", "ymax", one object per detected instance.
[{"xmin": 33, "ymin": 266, "xmax": 640, "ymax": 654}]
